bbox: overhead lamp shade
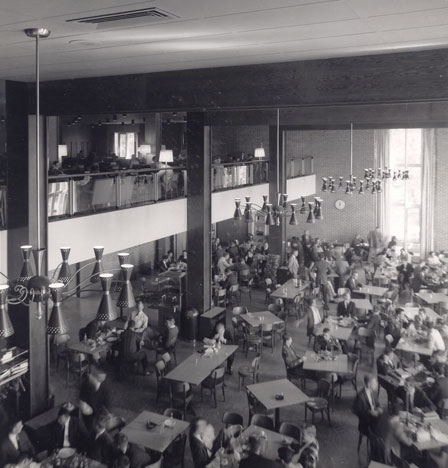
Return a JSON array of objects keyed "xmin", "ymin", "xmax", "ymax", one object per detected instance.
[
  {"xmin": 91, "ymin": 246, "xmax": 104, "ymax": 283},
  {"xmin": 233, "ymin": 198, "xmax": 242, "ymax": 221},
  {"xmin": 265, "ymin": 204, "xmax": 276, "ymax": 226},
  {"xmin": 345, "ymin": 181, "xmax": 352, "ymax": 196},
  {"xmin": 330, "ymin": 179, "xmax": 336, "ymax": 193},
  {"xmin": 96, "ymin": 273, "xmax": 117, "ymax": 321},
  {"xmin": 0, "ymin": 285, "xmax": 14, "ymax": 338},
  {"xmin": 338, "ymin": 177, "xmax": 343, "ymax": 190},
  {"xmin": 47, "ymin": 283, "xmax": 68, "ymax": 335},
  {"xmin": 58, "ymin": 145, "xmax": 68, "ymax": 158},
  {"xmin": 299, "ymin": 196, "xmax": 307, "ymax": 214},
  {"xmin": 254, "ymin": 145, "xmax": 265, "ymax": 158},
  {"xmin": 282, "ymin": 193, "xmax": 288, "ymax": 209},
  {"xmin": 306, "ymin": 203, "xmax": 315, "ymax": 224},
  {"xmin": 18, "ymin": 245, "xmax": 33, "ymax": 285},
  {"xmin": 365, "ymin": 178, "xmax": 371, "ymax": 190},
  {"xmin": 371, "ymin": 182, "xmax": 377, "ymax": 194},
  {"xmin": 359, "ymin": 181, "xmax": 364, "ymax": 195},
  {"xmin": 58, "ymin": 247, "xmax": 72, "ymax": 284},
  {"xmin": 315, "ymin": 199, "xmax": 323, "ymax": 220},
  {"xmin": 159, "ymin": 149, "xmax": 174, "ymax": 163},
  {"xmin": 116, "ymin": 252, "xmax": 130, "ymax": 293},
  {"xmin": 261, "ymin": 195, "xmax": 268, "ymax": 212},
  {"xmin": 117, "ymin": 264, "xmax": 136, "ymax": 309},
  {"xmin": 244, "ymin": 202, "xmax": 254, "ymax": 223},
  {"xmin": 321, "ymin": 177, "xmax": 328, "ymax": 192},
  {"xmin": 376, "ymin": 181, "xmax": 382, "ymax": 193},
  {"xmin": 289, "ymin": 204, "xmax": 298, "ymax": 225},
  {"xmin": 139, "ymin": 144, "xmax": 152, "ymax": 155}
]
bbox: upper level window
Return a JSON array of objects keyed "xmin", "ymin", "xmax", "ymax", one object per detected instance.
[{"xmin": 114, "ymin": 132, "xmax": 137, "ymax": 159}]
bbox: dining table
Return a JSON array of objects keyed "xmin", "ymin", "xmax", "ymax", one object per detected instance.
[
  {"xmin": 403, "ymin": 306, "xmax": 439, "ymax": 323},
  {"xmin": 240, "ymin": 311, "xmax": 284, "ymax": 328},
  {"xmin": 401, "ymin": 413, "xmax": 448, "ymax": 451},
  {"xmin": 165, "ymin": 345, "xmax": 238, "ymax": 386},
  {"xmin": 302, "ymin": 351, "xmax": 352, "ymax": 375},
  {"xmin": 355, "ymin": 285, "xmax": 388, "ymax": 303},
  {"xmin": 246, "ymin": 378, "xmax": 309, "ymax": 429},
  {"xmin": 121, "ymin": 410, "xmax": 190, "ymax": 453},
  {"xmin": 352, "ymin": 298, "xmax": 373, "ymax": 311},
  {"xmin": 242, "ymin": 425, "xmax": 296, "ymax": 460},
  {"xmin": 40, "ymin": 451, "xmax": 106, "ymax": 468},
  {"xmin": 395, "ymin": 337, "xmax": 433, "ymax": 357},
  {"xmin": 270, "ymin": 280, "xmax": 310, "ymax": 300},
  {"xmin": 314, "ymin": 319, "xmax": 354, "ymax": 342},
  {"xmin": 416, "ymin": 291, "xmax": 448, "ymax": 305}
]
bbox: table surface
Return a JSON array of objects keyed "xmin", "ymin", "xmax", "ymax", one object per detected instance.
[
  {"xmin": 403, "ymin": 306, "xmax": 439, "ymax": 322},
  {"xmin": 374, "ymin": 269, "xmax": 398, "ymax": 279},
  {"xmin": 201, "ymin": 307, "xmax": 226, "ymax": 319},
  {"xmin": 302, "ymin": 351, "xmax": 351, "ymax": 374},
  {"xmin": 411, "ymin": 418, "xmax": 448, "ymax": 451},
  {"xmin": 355, "ymin": 285, "xmax": 389, "ymax": 297},
  {"xmin": 396, "ymin": 338, "xmax": 432, "ymax": 356},
  {"xmin": 159, "ymin": 270, "xmax": 186, "ymax": 279},
  {"xmin": 352, "ymin": 298, "xmax": 373, "ymax": 310},
  {"xmin": 247, "ymin": 378, "xmax": 309, "ymax": 411},
  {"xmin": 67, "ymin": 341, "xmax": 111, "ymax": 356},
  {"xmin": 121, "ymin": 410, "xmax": 190, "ymax": 453},
  {"xmin": 368, "ymin": 462, "xmax": 393, "ymax": 468},
  {"xmin": 314, "ymin": 321, "xmax": 354, "ymax": 341},
  {"xmin": 241, "ymin": 311, "xmax": 284, "ymax": 328},
  {"xmin": 41, "ymin": 454, "xmax": 105, "ymax": 468},
  {"xmin": 416, "ymin": 291, "xmax": 448, "ymax": 304},
  {"xmin": 242, "ymin": 425, "xmax": 295, "ymax": 461},
  {"xmin": 165, "ymin": 345, "xmax": 238, "ymax": 386},
  {"xmin": 270, "ymin": 280, "xmax": 310, "ymax": 300}
]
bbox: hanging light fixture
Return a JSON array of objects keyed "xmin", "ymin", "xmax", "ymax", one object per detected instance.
[
  {"xmin": 91, "ymin": 246, "xmax": 104, "ymax": 283},
  {"xmin": 57, "ymin": 247, "xmax": 72, "ymax": 284},
  {"xmin": 358, "ymin": 180, "xmax": 365, "ymax": 195},
  {"xmin": 289, "ymin": 204, "xmax": 298, "ymax": 225},
  {"xmin": 306, "ymin": 203, "xmax": 315, "ymax": 224},
  {"xmin": 321, "ymin": 177, "xmax": 328, "ymax": 192},
  {"xmin": 233, "ymin": 198, "xmax": 242, "ymax": 221},
  {"xmin": 265, "ymin": 204, "xmax": 276, "ymax": 226},
  {"xmin": 315, "ymin": 199, "xmax": 323, "ymax": 220},
  {"xmin": 115, "ymin": 252, "xmax": 130, "ymax": 293},
  {"xmin": 0, "ymin": 285, "xmax": 14, "ymax": 338},
  {"xmin": 261, "ymin": 195, "xmax": 268, "ymax": 212},
  {"xmin": 299, "ymin": 196, "xmax": 307, "ymax": 214},
  {"xmin": 96, "ymin": 273, "xmax": 117, "ymax": 321},
  {"xmin": 47, "ymin": 283, "xmax": 68, "ymax": 335},
  {"xmin": 244, "ymin": 197, "xmax": 254, "ymax": 223},
  {"xmin": 116, "ymin": 264, "xmax": 136, "ymax": 309},
  {"xmin": 18, "ymin": 245, "xmax": 34, "ymax": 285}
]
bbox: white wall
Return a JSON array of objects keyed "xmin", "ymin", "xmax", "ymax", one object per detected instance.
[
  {"xmin": 0, "ymin": 230, "xmax": 6, "ymax": 277},
  {"xmin": 286, "ymin": 174, "xmax": 316, "ymax": 201},
  {"xmin": 48, "ymin": 199, "xmax": 187, "ymax": 270}
]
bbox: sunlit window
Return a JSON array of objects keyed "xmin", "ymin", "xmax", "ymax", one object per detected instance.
[
  {"xmin": 388, "ymin": 129, "xmax": 423, "ymax": 253},
  {"xmin": 114, "ymin": 132, "xmax": 136, "ymax": 159}
]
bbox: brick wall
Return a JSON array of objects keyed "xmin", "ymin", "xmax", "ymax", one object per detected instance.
[{"xmin": 435, "ymin": 129, "xmax": 448, "ymax": 251}]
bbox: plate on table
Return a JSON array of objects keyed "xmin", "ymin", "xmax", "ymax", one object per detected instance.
[
  {"xmin": 106, "ymin": 336, "xmax": 118, "ymax": 343},
  {"xmin": 58, "ymin": 448, "xmax": 76, "ymax": 458}
]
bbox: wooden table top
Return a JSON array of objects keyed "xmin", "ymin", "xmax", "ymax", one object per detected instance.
[
  {"xmin": 403, "ymin": 306, "xmax": 439, "ymax": 322},
  {"xmin": 67, "ymin": 341, "xmax": 111, "ymax": 356},
  {"xmin": 302, "ymin": 351, "xmax": 351, "ymax": 374},
  {"xmin": 314, "ymin": 321, "xmax": 354, "ymax": 341},
  {"xmin": 201, "ymin": 307, "xmax": 226, "ymax": 319},
  {"xmin": 41, "ymin": 453, "xmax": 105, "ymax": 468},
  {"xmin": 410, "ymin": 418, "xmax": 448, "ymax": 451},
  {"xmin": 165, "ymin": 345, "xmax": 238, "ymax": 386},
  {"xmin": 270, "ymin": 280, "xmax": 310, "ymax": 300},
  {"xmin": 368, "ymin": 462, "xmax": 393, "ymax": 468},
  {"xmin": 352, "ymin": 298, "xmax": 373, "ymax": 310},
  {"xmin": 242, "ymin": 425, "xmax": 295, "ymax": 461},
  {"xmin": 374, "ymin": 268, "xmax": 398, "ymax": 279},
  {"xmin": 416, "ymin": 291, "xmax": 448, "ymax": 304},
  {"xmin": 241, "ymin": 311, "xmax": 284, "ymax": 328},
  {"xmin": 247, "ymin": 378, "xmax": 309, "ymax": 411},
  {"xmin": 121, "ymin": 410, "xmax": 190, "ymax": 453},
  {"xmin": 159, "ymin": 270, "xmax": 186, "ymax": 279},
  {"xmin": 355, "ymin": 285, "xmax": 389, "ymax": 297},
  {"xmin": 396, "ymin": 338, "xmax": 432, "ymax": 356}
]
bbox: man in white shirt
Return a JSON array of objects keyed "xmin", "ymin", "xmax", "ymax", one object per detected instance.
[
  {"xmin": 125, "ymin": 300, "xmax": 149, "ymax": 333},
  {"xmin": 217, "ymin": 253, "xmax": 231, "ymax": 276},
  {"xmin": 288, "ymin": 250, "xmax": 299, "ymax": 278},
  {"xmin": 428, "ymin": 323, "xmax": 446, "ymax": 353}
]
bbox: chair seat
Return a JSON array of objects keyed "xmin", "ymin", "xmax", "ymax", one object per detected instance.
[
  {"xmin": 238, "ymin": 366, "xmax": 253, "ymax": 376},
  {"xmin": 306, "ymin": 397, "xmax": 328, "ymax": 410}
]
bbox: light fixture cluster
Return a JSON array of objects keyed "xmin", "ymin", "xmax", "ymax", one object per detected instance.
[
  {"xmin": 234, "ymin": 194, "xmax": 323, "ymax": 226},
  {"xmin": 0, "ymin": 246, "xmax": 137, "ymax": 337}
]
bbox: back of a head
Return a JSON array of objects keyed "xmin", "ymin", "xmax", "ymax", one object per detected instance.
[
  {"xmin": 117, "ymin": 455, "xmax": 130, "ymax": 468},
  {"xmin": 248, "ymin": 435, "xmax": 263, "ymax": 455}
]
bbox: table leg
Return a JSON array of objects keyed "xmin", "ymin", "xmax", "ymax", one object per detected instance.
[{"xmin": 275, "ymin": 408, "xmax": 280, "ymax": 430}]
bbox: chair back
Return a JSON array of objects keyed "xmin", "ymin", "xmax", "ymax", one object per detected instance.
[
  {"xmin": 68, "ymin": 350, "xmax": 86, "ymax": 365},
  {"xmin": 273, "ymin": 298, "xmax": 284, "ymax": 306},
  {"xmin": 251, "ymin": 414, "xmax": 274, "ymax": 431},
  {"xmin": 144, "ymin": 454, "xmax": 163, "ymax": 468},
  {"xmin": 230, "ymin": 284, "xmax": 239, "ymax": 293},
  {"xmin": 217, "ymin": 289, "xmax": 227, "ymax": 299},
  {"xmin": 222, "ymin": 412, "xmax": 243, "ymax": 427},
  {"xmin": 155, "ymin": 360, "xmax": 166, "ymax": 380},
  {"xmin": 317, "ymin": 379, "xmax": 331, "ymax": 400},
  {"xmin": 279, "ymin": 423, "xmax": 301, "ymax": 443},
  {"xmin": 211, "ymin": 367, "xmax": 226, "ymax": 385},
  {"xmin": 262, "ymin": 323, "xmax": 273, "ymax": 334},
  {"xmin": 233, "ymin": 306, "xmax": 248, "ymax": 316},
  {"xmin": 161, "ymin": 352, "xmax": 171, "ymax": 366},
  {"xmin": 163, "ymin": 408, "xmax": 184, "ymax": 420},
  {"xmin": 251, "ymin": 355, "xmax": 261, "ymax": 379},
  {"xmin": 268, "ymin": 304, "xmax": 282, "ymax": 315}
]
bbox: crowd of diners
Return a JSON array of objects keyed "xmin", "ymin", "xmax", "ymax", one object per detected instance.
[{"xmin": 1, "ymin": 227, "xmax": 448, "ymax": 468}]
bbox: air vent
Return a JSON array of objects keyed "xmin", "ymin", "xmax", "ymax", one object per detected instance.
[{"xmin": 67, "ymin": 7, "xmax": 178, "ymax": 25}]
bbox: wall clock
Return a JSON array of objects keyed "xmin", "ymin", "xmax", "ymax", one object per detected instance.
[{"xmin": 335, "ymin": 199, "xmax": 346, "ymax": 210}]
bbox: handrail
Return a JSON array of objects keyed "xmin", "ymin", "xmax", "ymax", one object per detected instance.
[
  {"xmin": 211, "ymin": 160, "xmax": 267, "ymax": 167},
  {"xmin": 211, "ymin": 160, "xmax": 269, "ymax": 192}
]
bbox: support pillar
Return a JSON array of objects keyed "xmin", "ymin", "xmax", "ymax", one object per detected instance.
[{"xmin": 186, "ymin": 112, "xmax": 211, "ymax": 314}]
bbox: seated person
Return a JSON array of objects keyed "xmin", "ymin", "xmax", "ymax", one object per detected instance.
[
  {"xmin": 0, "ymin": 420, "xmax": 35, "ymax": 467},
  {"xmin": 120, "ymin": 320, "xmax": 152, "ymax": 376},
  {"xmin": 210, "ymin": 322, "xmax": 234, "ymax": 374},
  {"xmin": 157, "ymin": 316, "xmax": 179, "ymax": 357},
  {"xmin": 306, "ymin": 298, "xmax": 324, "ymax": 339},
  {"xmin": 430, "ymin": 362, "xmax": 448, "ymax": 408},
  {"xmin": 223, "ymin": 268, "xmax": 238, "ymax": 290},
  {"xmin": 44, "ymin": 407, "xmax": 84, "ymax": 451},
  {"xmin": 189, "ymin": 418, "xmax": 218, "ymax": 468},
  {"xmin": 282, "ymin": 335, "xmax": 304, "ymax": 378},
  {"xmin": 239, "ymin": 434, "xmax": 279, "ymax": 468},
  {"xmin": 178, "ymin": 250, "xmax": 188, "ymax": 265},
  {"xmin": 86, "ymin": 416, "xmax": 114, "ymax": 466},
  {"xmin": 313, "ymin": 328, "xmax": 342, "ymax": 354},
  {"xmin": 376, "ymin": 344, "xmax": 401, "ymax": 376},
  {"xmin": 427, "ymin": 251, "xmax": 441, "ymax": 266},
  {"xmin": 82, "ymin": 318, "xmax": 109, "ymax": 341},
  {"xmin": 112, "ymin": 432, "xmax": 153, "ymax": 468},
  {"xmin": 125, "ymin": 301, "xmax": 149, "ymax": 334},
  {"xmin": 337, "ymin": 291, "xmax": 356, "ymax": 318},
  {"xmin": 428, "ymin": 322, "xmax": 446, "ymax": 353},
  {"xmin": 344, "ymin": 271, "xmax": 363, "ymax": 297},
  {"xmin": 159, "ymin": 255, "xmax": 170, "ymax": 272}
]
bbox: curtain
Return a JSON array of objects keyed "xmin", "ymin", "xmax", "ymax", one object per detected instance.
[
  {"xmin": 374, "ymin": 130, "xmax": 390, "ymax": 239},
  {"xmin": 421, "ymin": 129, "xmax": 436, "ymax": 258}
]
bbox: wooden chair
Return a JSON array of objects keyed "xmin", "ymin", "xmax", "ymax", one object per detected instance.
[
  {"xmin": 246, "ymin": 389, "xmax": 270, "ymax": 423},
  {"xmin": 163, "ymin": 432, "xmax": 187, "ymax": 468},
  {"xmin": 240, "ymin": 278, "xmax": 254, "ymax": 304},
  {"xmin": 160, "ymin": 352, "xmax": 172, "ymax": 371},
  {"xmin": 305, "ymin": 379, "xmax": 332, "ymax": 426},
  {"xmin": 242, "ymin": 323, "xmax": 263, "ymax": 357},
  {"xmin": 238, "ymin": 354, "xmax": 261, "ymax": 391},
  {"xmin": 338, "ymin": 353, "xmax": 360, "ymax": 397},
  {"xmin": 273, "ymin": 321, "xmax": 286, "ymax": 346},
  {"xmin": 268, "ymin": 304, "xmax": 285, "ymax": 320},
  {"xmin": 261, "ymin": 323, "xmax": 275, "ymax": 353},
  {"xmin": 201, "ymin": 367, "xmax": 226, "ymax": 407},
  {"xmin": 155, "ymin": 360, "xmax": 169, "ymax": 402},
  {"xmin": 169, "ymin": 382, "xmax": 194, "ymax": 419},
  {"xmin": 222, "ymin": 411, "xmax": 244, "ymax": 428},
  {"xmin": 279, "ymin": 423, "xmax": 301, "ymax": 443},
  {"xmin": 232, "ymin": 306, "xmax": 248, "ymax": 319},
  {"xmin": 163, "ymin": 408, "xmax": 184, "ymax": 420},
  {"xmin": 105, "ymin": 415, "xmax": 126, "ymax": 436},
  {"xmin": 216, "ymin": 288, "xmax": 227, "ymax": 307},
  {"xmin": 251, "ymin": 414, "xmax": 274, "ymax": 431},
  {"xmin": 65, "ymin": 350, "xmax": 88, "ymax": 387}
]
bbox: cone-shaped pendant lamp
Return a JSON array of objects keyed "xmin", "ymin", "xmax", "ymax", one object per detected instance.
[
  {"xmin": 91, "ymin": 246, "xmax": 104, "ymax": 283},
  {"xmin": 315, "ymin": 199, "xmax": 323, "ymax": 220},
  {"xmin": 244, "ymin": 197, "xmax": 254, "ymax": 223},
  {"xmin": 18, "ymin": 245, "xmax": 33, "ymax": 285},
  {"xmin": 265, "ymin": 204, "xmax": 276, "ymax": 226},
  {"xmin": 281, "ymin": 193, "xmax": 288, "ymax": 209},
  {"xmin": 359, "ymin": 180, "xmax": 364, "ymax": 195},
  {"xmin": 96, "ymin": 273, "xmax": 117, "ymax": 321},
  {"xmin": 115, "ymin": 252, "xmax": 130, "ymax": 292},
  {"xmin": 233, "ymin": 198, "xmax": 242, "ymax": 221},
  {"xmin": 321, "ymin": 177, "xmax": 328, "ymax": 192},
  {"xmin": 338, "ymin": 177, "xmax": 343, "ymax": 190},
  {"xmin": 299, "ymin": 196, "xmax": 307, "ymax": 214},
  {"xmin": 261, "ymin": 194, "xmax": 268, "ymax": 212},
  {"xmin": 116, "ymin": 264, "xmax": 136, "ymax": 309},
  {"xmin": 306, "ymin": 203, "xmax": 315, "ymax": 224},
  {"xmin": 58, "ymin": 247, "xmax": 72, "ymax": 284},
  {"xmin": 289, "ymin": 204, "xmax": 298, "ymax": 225},
  {"xmin": 0, "ymin": 285, "xmax": 14, "ymax": 338},
  {"xmin": 47, "ymin": 283, "xmax": 68, "ymax": 335}
]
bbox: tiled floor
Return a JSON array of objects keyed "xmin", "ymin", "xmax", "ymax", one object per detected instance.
[{"xmin": 50, "ymin": 283, "xmax": 388, "ymax": 468}]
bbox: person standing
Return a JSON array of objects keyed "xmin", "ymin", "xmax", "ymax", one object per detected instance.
[
  {"xmin": 120, "ymin": 320, "xmax": 153, "ymax": 376},
  {"xmin": 367, "ymin": 226, "xmax": 384, "ymax": 263},
  {"xmin": 288, "ymin": 250, "xmax": 300, "ymax": 279}
]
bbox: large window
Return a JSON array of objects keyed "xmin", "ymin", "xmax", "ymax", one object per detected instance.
[
  {"xmin": 114, "ymin": 132, "xmax": 137, "ymax": 159},
  {"xmin": 388, "ymin": 129, "xmax": 423, "ymax": 253}
]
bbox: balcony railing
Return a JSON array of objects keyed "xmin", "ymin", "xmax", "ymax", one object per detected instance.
[
  {"xmin": 48, "ymin": 167, "xmax": 186, "ymax": 220},
  {"xmin": 287, "ymin": 156, "xmax": 314, "ymax": 179},
  {"xmin": 211, "ymin": 160, "xmax": 268, "ymax": 192}
]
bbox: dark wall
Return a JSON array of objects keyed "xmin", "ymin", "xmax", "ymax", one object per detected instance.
[{"xmin": 38, "ymin": 49, "xmax": 448, "ymax": 116}]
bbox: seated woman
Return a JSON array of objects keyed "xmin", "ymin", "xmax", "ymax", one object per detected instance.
[{"xmin": 0, "ymin": 420, "xmax": 35, "ymax": 467}]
